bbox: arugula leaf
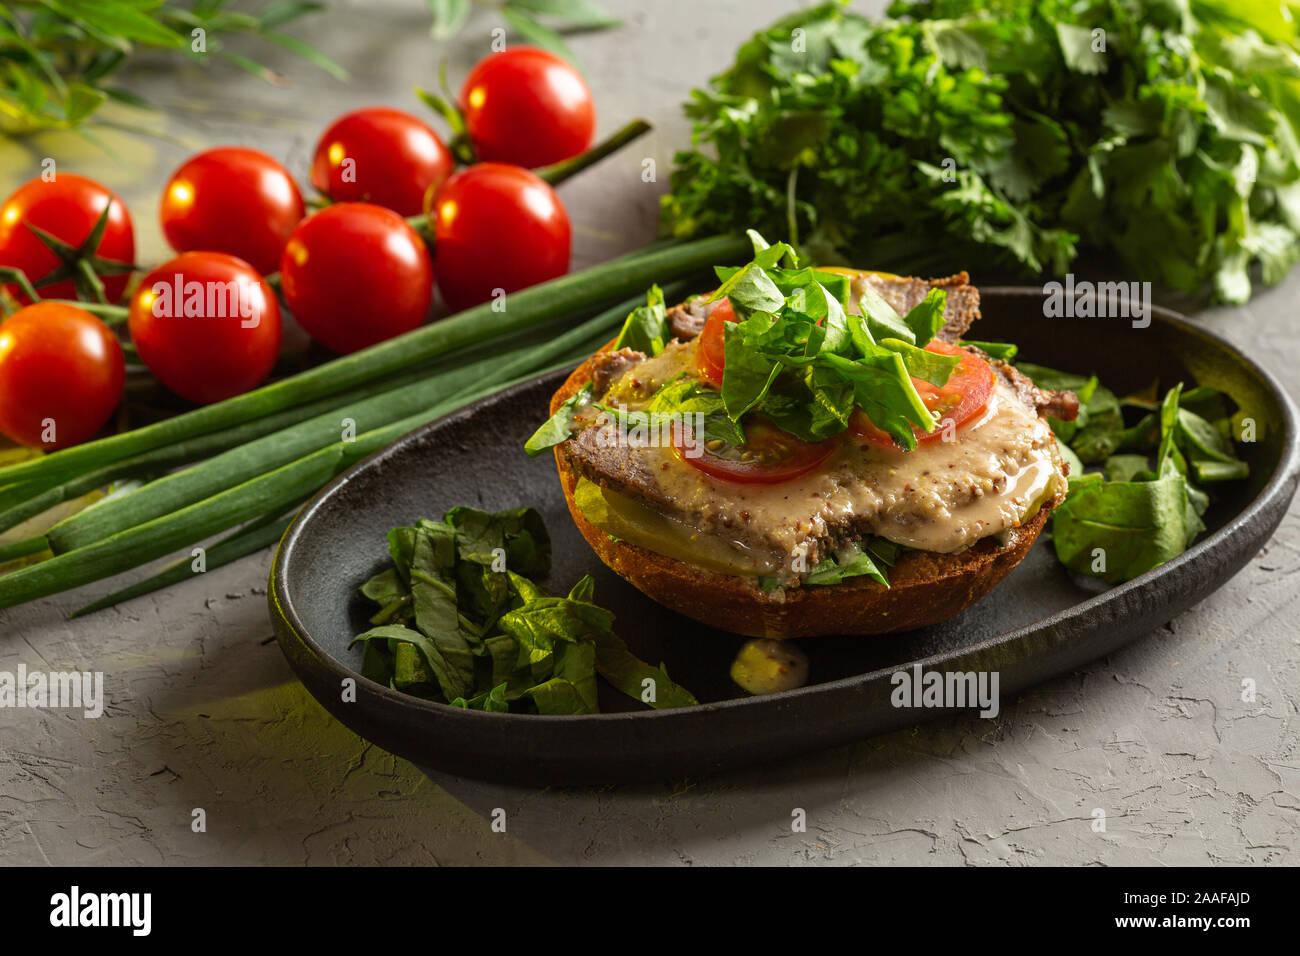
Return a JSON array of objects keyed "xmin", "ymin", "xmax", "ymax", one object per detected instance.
[
  {"xmin": 900, "ymin": 289, "xmax": 948, "ymax": 346},
  {"xmin": 591, "ymin": 630, "xmax": 699, "ymax": 709},
  {"xmin": 1103, "ymin": 454, "xmax": 1152, "ymax": 483},
  {"xmin": 525, "ymin": 383, "xmax": 591, "ymax": 457},
  {"xmin": 1017, "ymin": 361, "xmax": 1120, "ymax": 460},
  {"xmin": 696, "ymin": 238, "xmax": 945, "ymax": 448},
  {"xmin": 1047, "ymin": 375, "xmax": 1252, "ymax": 584},
  {"xmin": 961, "ymin": 340, "xmax": 1019, "ymax": 361},
  {"xmin": 1069, "ymin": 385, "xmax": 1123, "ymax": 463},
  {"xmin": 721, "ymin": 323, "xmax": 782, "ymax": 421},
  {"xmin": 803, "ymin": 539, "xmax": 896, "ymax": 587},
  {"xmin": 641, "ymin": 376, "xmax": 747, "ymax": 446},
  {"xmin": 1051, "ymin": 474, "xmax": 1199, "ymax": 583},
  {"xmin": 612, "ymin": 284, "xmax": 669, "ymax": 356},
  {"xmin": 856, "ymin": 285, "xmax": 916, "ymax": 346},
  {"xmin": 445, "ymin": 505, "xmax": 551, "ymax": 578},
  {"xmin": 879, "ymin": 337, "xmax": 960, "ymax": 386},
  {"xmin": 360, "ymin": 567, "xmax": 412, "ymax": 626}
]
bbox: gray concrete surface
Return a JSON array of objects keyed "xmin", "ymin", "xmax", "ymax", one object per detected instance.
[{"xmin": 1, "ymin": 0, "xmax": 1297, "ymax": 866}]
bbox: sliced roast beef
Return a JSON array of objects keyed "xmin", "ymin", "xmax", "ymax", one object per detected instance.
[
  {"xmin": 666, "ymin": 298, "xmax": 718, "ymax": 340},
  {"xmin": 589, "ymin": 347, "xmax": 646, "ymax": 397},
  {"xmin": 988, "ymin": 358, "xmax": 1079, "ymax": 421},
  {"xmin": 851, "ymin": 271, "xmax": 982, "ymax": 343}
]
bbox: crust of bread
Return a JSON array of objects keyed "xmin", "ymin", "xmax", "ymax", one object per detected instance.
[{"xmin": 550, "ymin": 333, "xmax": 1063, "ymax": 640}]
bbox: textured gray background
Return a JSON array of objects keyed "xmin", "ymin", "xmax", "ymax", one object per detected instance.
[{"xmin": 1, "ymin": 0, "xmax": 1297, "ymax": 866}]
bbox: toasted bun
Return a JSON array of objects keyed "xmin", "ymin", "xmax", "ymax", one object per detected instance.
[{"xmin": 551, "ymin": 339, "xmax": 1062, "ymax": 640}]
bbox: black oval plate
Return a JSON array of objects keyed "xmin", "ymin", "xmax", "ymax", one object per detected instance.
[{"xmin": 270, "ymin": 289, "xmax": 1299, "ymax": 785}]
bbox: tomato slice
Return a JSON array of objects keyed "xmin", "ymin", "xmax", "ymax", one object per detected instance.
[
  {"xmin": 695, "ymin": 297, "xmax": 732, "ymax": 387},
  {"xmin": 849, "ymin": 340, "xmax": 996, "ymax": 450},
  {"xmin": 675, "ymin": 418, "xmax": 838, "ymax": 484}
]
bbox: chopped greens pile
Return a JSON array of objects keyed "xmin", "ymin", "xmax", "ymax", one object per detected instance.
[
  {"xmin": 662, "ymin": 0, "xmax": 1300, "ymax": 303},
  {"xmin": 702, "ymin": 234, "xmax": 954, "ymax": 449},
  {"xmin": 352, "ymin": 505, "xmax": 698, "ymax": 714},
  {"xmin": 1014, "ymin": 364, "xmax": 1250, "ymax": 582},
  {"xmin": 529, "ymin": 231, "xmax": 957, "ymax": 455}
]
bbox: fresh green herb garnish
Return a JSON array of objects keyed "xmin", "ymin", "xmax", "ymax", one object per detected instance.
[
  {"xmin": 662, "ymin": 0, "xmax": 1300, "ymax": 303},
  {"xmin": 653, "ymin": 232, "xmax": 956, "ymax": 450},
  {"xmin": 611, "ymin": 284, "xmax": 670, "ymax": 356},
  {"xmin": 525, "ymin": 383, "xmax": 592, "ymax": 457},
  {"xmin": 1043, "ymin": 375, "xmax": 1250, "ymax": 584},
  {"xmin": 528, "ymin": 232, "xmax": 957, "ymax": 455},
  {"xmin": 804, "ymin": 538, "xmax": 900, "ymax": 587},
  {"xmin": 352, "ymin": 506, "xmax": 698, "ymax": 714},
  {"xmin": 960, "ymin": 340, "xmax": 1019, "ymax": 362},
  {"xmin": 1017, "ymin": 362, "xmax": 1123, "ymax": 463}
]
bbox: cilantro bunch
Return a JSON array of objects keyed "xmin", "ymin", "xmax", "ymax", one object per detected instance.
[{"xmin": 662, "ymin": 0, "xmax": 1300, "ymax": 303}]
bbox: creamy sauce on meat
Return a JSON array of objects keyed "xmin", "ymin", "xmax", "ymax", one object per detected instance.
[
  {"xmin": 574, "ymin": 335, "xmax": 1062, "ymax": 583},
  {"xmin": 633, "ymin": 381, "xmax": 1057, "ymax": 561},
  {"xmin": 601, "ymin": 339, "xmax": 697, "ymax": 404}
]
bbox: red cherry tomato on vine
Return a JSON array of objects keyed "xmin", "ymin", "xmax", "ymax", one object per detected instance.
[
  {"xmin": 0, "ymin": 174, "xmax": 135, "ymax": 304},
  {"xmin": 310, "ymin": 107, "xmax": 455, "ymax": 217},
  {"xmin": 279, "ymin": 203, "xmax": 433, "ymax": 354},
  {"xmin": 459, "ymin": 47, "xmax": 596, "ymax": 169},
  {"xmin": 160, "ymin": 147, "xmax": 304, "ymax": 275},
  {"xmin": 0, "ymin": 302, "xmax": 124, "ymax": 448},
  {"xmin": 848, "ymin": 341, "xmax": 997, "ymax": 450},
  {"xmin": 128, "ymin": 253, "xmax": 282, "ymax": 405},
  {"xmin": 428, "ymin": 163, "xmax": 570, "ymax": 311}
]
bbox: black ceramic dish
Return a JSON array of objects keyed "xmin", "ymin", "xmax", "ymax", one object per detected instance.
[{"xmin": 270, "ymin": 288, "xmax": 1299, "ymax": 785}]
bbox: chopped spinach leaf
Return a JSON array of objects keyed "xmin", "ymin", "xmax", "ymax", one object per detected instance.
[
  {"xmin": 353, "ymin": 506, "xmax": 698, "ymax": 715},
  {"xmin": 612, "ymin": 284, "xmax": 670, "ymax": 356},
  {"xmin": 525, "ymin": 383, "xmax": 592, "ymax": 457}
]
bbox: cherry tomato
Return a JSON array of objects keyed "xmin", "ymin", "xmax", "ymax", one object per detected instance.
[
  {"xmin": 0, "ymin": 175, "xmax": 135, "ymax": 304},
  {"xmin": 428, "ymin": 163, "xmax": 570, "ymax": 311},
  {"xmin": 459, "ymin": 47, "xmax": 596, "ymax": 169},
  {"xmin": 128, "ymin": 253, "xmax": 281, "ymax": 405},
  {"xmin": 0, "ymin": 303, "xmax": 124, "ymax": 448},
  {"xmin": 695, "ymin": 298, "xmax": 733, "ymax": 387},
  {"xmin": 280, "ymin": 203, "xmax": 433, "ymax": 354},
  {"xmin": 160, "ymin": 147, "xmax": 305, "ymax": 275},
  {"xmin": 310, "ymin": 107, "xmax": 455, "ymax": 217},
  {"xmin": 676, "ymin": 419, "xmax": 839, "ymax": 484},
  {"xmin": 849, "ymin": 341, "xmax": 996, "ymax": 450}
]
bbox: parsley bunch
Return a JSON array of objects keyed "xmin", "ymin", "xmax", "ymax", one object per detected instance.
[{"xmin": 662, "ymin": 0, "xmax": 1300, "ymax": 303}]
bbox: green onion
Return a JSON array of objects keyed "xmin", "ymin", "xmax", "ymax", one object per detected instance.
[
  {"xmin": 0, "ymin": 479, "xmax": 49, "ymax": 513},
  {"xmin": 0, "ymin": 359, "xmax": 455, "ymax": 536},
  {"xmin": 0, "ymin": 235, "xmax": 747, "ymax": 489},
  {"xmin": 0, "ymin": 449, "xmax": 343, "ymax": 610},
  {"xmin": 0, "ymin": 535, "xmax": 47, "ymax": 565},
  {"xmin": 42, "ymin": 293, "xmax": 648, "ymax": 555},
  {"xmin": 0, "ymin": 319, "xmax": 624, "ymax": 609},
  {"xmin": 69, "ymin": 506, "xmax": 303, "ymax": 618}
]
